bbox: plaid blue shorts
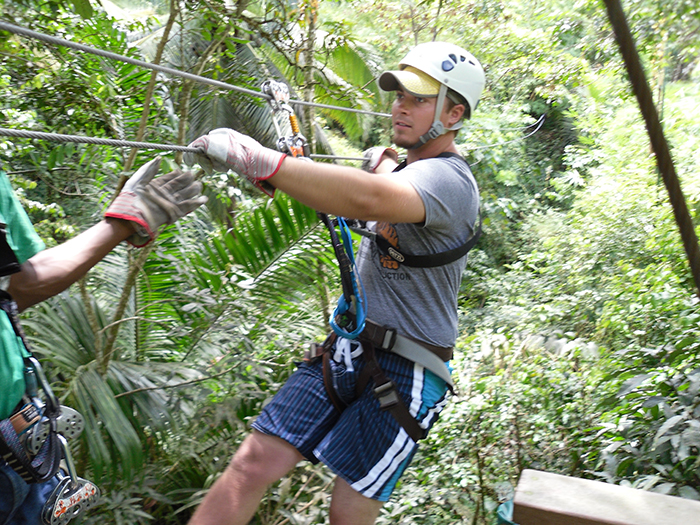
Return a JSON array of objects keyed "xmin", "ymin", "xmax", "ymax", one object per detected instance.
[{"xmin": 252, "ymin": 339, "xmax": 450, "ymax": 501}]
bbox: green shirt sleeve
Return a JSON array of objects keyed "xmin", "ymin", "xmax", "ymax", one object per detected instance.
[
  {"xmin": 0, "ymin": 171, "xmax": 45, "ymax": 263},
  {"xmin": 0, "ymin": 168, "xmax": 45, "ymax": 420}
]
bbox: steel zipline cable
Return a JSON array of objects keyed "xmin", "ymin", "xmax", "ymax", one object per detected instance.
[
  {"xmin": 0, "ymin": 127, "xmax": 370, "ymax": 160},
  {"xmin": 0, "ymin": 121, "xmax": 546, "ymax": 161},
  {"xmin": 0, "ymin": 128, "xmax": 201, "ymax": 153},
  {"xmin": 0, "ymin": 20, "xmax": 390, "ymax": 119},
  {"xmin": 0, "ymin": 20, "xmax": 546, "ymax": 160}
]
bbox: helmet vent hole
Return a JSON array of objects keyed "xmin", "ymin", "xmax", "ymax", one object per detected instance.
[
  {"xmin": 442, "ymin": 60, "xmax": 455, "ymax": 72},
  {"xmin": 448, "ymin": 53, "xmax": 457, "ymax": 63},
  {"xmin": 460, "ymin": 56, "xmax": 466, "ymax": 62}
]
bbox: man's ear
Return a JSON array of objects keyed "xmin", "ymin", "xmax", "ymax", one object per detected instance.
[{"xmin": 447, "ymin": 104, "xmax": 466, "ymax": 127}]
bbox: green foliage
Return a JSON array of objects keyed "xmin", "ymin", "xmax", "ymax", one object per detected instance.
[
  {"xmin": 3, "ymin": 0, "xmax": 700, "ymax": 522},
  {"xmin": 383, "ymin": 334, "xmax": 606, "ymax": 524}
]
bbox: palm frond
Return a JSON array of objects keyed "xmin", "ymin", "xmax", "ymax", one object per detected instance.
[
  {"xmin": 24, "ymin": 293, "xmax": 202, "ymax": 481},
  {"xmin": 71, "ymin": 364, "xmax": 143, "ymax": 481}
]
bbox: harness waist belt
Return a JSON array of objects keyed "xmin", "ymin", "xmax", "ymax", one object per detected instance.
[{"xmin": 360, "ymin": 320, "xmax": 454, "ymax": 390}]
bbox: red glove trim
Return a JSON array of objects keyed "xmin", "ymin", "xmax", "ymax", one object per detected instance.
[
  {"xmin": 257, "ymin": 154, "xmax": 286, "ymax": 181},
  {"xmin": 104, "ymin": 211, "xmax": 154, "ymax": 246},
  {"xmin": 252, "ymin": 154, "xmax": 286, "ymax": 197},
  {"xmin": 125, "ymin": 235, "xmax": 153, "ymax": 248}
]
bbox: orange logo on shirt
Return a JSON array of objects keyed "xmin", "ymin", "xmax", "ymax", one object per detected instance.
[{"xmin": 376, "ymin": 222, "xmax": 400, "ymax": 269}]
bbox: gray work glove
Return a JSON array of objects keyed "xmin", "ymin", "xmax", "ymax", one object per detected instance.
[
  {"xmin": 361, "ymin": 147, "xmax": 399, "ymax": 173},
  {"xmin": 184, "ymin": 128, "xmax": 286, "ymax": 197},
  {"xmin": 105, "ymin": 158, "xmax": 208, "ymax": 247}
]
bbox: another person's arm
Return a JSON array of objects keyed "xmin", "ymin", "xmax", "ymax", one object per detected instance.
[
  {"xmin": 8, "ymin": 218, "xmax": 134, "ymax": 312},
  {"xmin": 8, "ymin": 158, "xmax": 207, "ymax": 312}
]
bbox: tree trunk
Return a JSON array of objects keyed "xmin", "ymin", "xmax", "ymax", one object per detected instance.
[{"xmin": 302, "ymin": 0, "xmax": 317, "ymax": 153}]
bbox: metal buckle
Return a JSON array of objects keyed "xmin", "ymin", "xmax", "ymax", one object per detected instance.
[
  {"xmin": 303, "ymin": 342, "xmax": 324, "ymax": 363},
  {"xmin": 373, "ymin": 381, "xmax": 399, "ymax": 410},
  {"xmin": 381, "ymin": 328, "xmax": 397, "ymax": 351}
]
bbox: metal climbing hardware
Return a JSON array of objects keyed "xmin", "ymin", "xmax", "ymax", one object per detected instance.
[
  {"xmin": 261, "ymin": 80, "xmax": 309, "ymax": 158},
  {"xmin": 0, "ymin": 269, "xmax": 100, "ymax": 523},
  {"xmin": 262, "ymin": 79, "xmax": 366, "ymax": 340},
  {"xmin": 42, "ymin": 435, "xmax": 100, "ymax": 525},
  {"xmin": 24, "ymin": 405, "xmax": 84, "ymax": 456},
  {"xmin": 373, "ymin": 380, "xmax": 400, "ymax": 410}
]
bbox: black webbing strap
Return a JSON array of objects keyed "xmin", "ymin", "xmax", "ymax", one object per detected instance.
[
  {"xmin": 365, "ymin": 152, "xmax": 482, "ymax": 268},
  {"xmin": 0, "ymin": 416, "xmax": 62, "ymax": 483},
  {"xmin": 359, "ymin": 341, "xmax": 426, "ymax": 442},
  {"xmin": 0, "ymin": 222, "xmax": 21, "ymax": 278},
  {"xmin": 316, "ymin": 334, "xmax": 349, "ymax": 413},
  {"xmin": 322, "ymin": 352, "xmax": 348, "ymax": 413},
  {"xmin": 374, "ymin": 221, "xmax": 481, "ymax": 268},
  {"xmin": 312, "ymin": 330, "xmax": 426, "ymax": 441}
]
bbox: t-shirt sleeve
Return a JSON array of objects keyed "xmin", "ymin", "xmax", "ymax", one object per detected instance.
[
  {"xmin": 0, "ymin": 170, "xmax": 45, "ymax": 263},
  {"xmin": 402, "ymin": 157, "xmax": 478, "ymax": 233}
]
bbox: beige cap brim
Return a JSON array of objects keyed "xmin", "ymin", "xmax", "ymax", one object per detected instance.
[{"xmin": 378, "ymin": 66, "xmax": 440, "ymax": 97}]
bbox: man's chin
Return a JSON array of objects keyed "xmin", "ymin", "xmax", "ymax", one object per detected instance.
[{"xmin": 392, "ymin": 135, "xmax": 414, "ymax": 149}]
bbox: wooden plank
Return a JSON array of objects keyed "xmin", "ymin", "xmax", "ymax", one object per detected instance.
[{"xmin": 513, "ymin": 469, "xmax": 700, "ymax": 525}]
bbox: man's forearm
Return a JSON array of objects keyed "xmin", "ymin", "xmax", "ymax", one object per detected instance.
[
  {"xmin": 269, "ymin": 157, "xmax": 424, "ymax": 223},
  {"xmin": 8, "ymin": 218, "xmax": 135, "ymax": 312}
]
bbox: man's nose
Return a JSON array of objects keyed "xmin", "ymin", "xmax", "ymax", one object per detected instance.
[{"xmin": 395, "ymin": 98, "xmax": 411, "ymax": 112}]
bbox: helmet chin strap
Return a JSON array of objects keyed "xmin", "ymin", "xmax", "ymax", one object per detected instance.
[{"xmin": 409, "ymin": 84, "xmax": 463, "ymax": 150}]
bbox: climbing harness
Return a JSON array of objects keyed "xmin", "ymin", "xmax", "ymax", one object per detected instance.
[{"xmin": 0, "ymin": 227, "xmax": 100, "ymax": 524}]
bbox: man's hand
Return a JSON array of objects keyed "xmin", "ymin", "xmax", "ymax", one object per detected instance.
[
  {"xmin": 361, "ymin": 147, "xmax": 399, "ymax": 174},
  {"xmin": 185, "ymin": 128, "xmax": 286, "ymax": 197},
  {"xmin": 105, "ymin": 158, "xmax": 208, "ymax": 247}
]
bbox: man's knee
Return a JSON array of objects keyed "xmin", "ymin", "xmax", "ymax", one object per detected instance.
[
  {"xmin": 226, "ymin": 431, "xmax": 303, "ymax": 487},
  {"xmin": 226, "ymin": 440, "xmax": 269, "ymax": 485},
  {"xmin": 329, "ymin": 477, "xmax": 383, "ymax": 525}
]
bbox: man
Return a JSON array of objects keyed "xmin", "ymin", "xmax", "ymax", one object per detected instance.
[
  {"xmin": 0, "ymin": 157, "xmax": 207, "ymax": 524},
  {"xmin": 185, "ymin": 41, "xmax": 484, "ymax": 524}
]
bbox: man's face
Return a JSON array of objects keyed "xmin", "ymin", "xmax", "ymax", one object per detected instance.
[{"xmin": 391, "ymin": 89, "xmax": 438, "ymax": 149}]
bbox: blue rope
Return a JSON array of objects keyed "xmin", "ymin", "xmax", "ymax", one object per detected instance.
[{"xmin": 329, "ymin": 217, "xmax": 366, "ymax": 339}]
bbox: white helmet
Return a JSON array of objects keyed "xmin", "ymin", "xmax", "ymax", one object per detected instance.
[{"xmin": 379, "ymin": 42, "xmax": 485, "ymax": 148}]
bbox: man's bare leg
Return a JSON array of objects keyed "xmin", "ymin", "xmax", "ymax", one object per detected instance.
[
  {"xmin": 329, "ymin": 477, "xmax": 384, "ymax": 525},
  {"xmin": 188, "ymin": 430, "xmax": 304, "ymax": 525}
]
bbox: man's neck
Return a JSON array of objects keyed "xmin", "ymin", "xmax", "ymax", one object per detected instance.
[{"xmin": 405, "ymin": 133, "xmax": 459, "ymax": 164}]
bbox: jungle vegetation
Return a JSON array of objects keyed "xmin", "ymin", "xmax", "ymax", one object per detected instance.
[{"xmin": 1, "ymin": 0, "xmax": 700, "ymax": 523}]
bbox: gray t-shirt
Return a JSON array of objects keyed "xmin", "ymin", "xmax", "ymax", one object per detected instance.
[{"xmin": 356, "ymin": 154, "xmax": 479, "ymax": 349}]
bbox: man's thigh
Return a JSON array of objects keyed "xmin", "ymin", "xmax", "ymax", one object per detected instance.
[{"xmin": 252, "ymin": 360, "xmax": 339, "ymax": 461}]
